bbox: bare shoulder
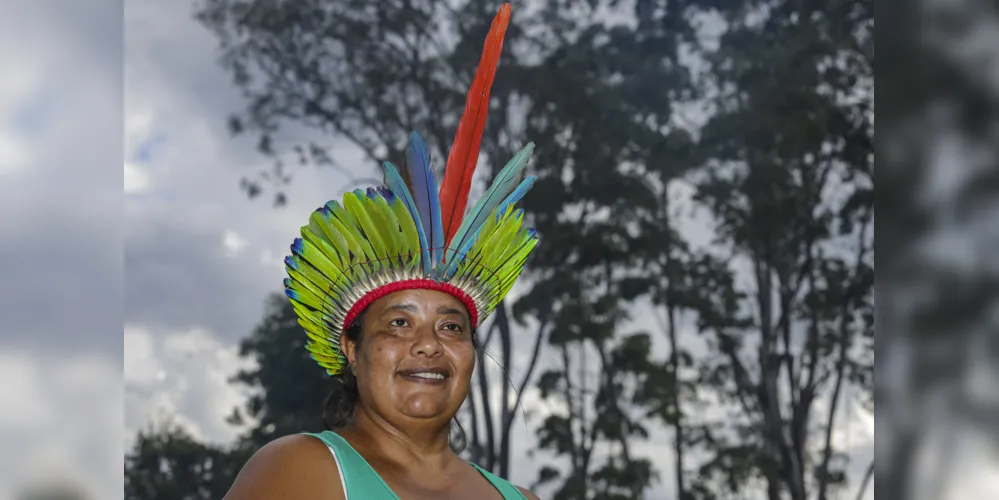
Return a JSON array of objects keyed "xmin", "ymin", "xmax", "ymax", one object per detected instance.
[
  {"xmin": 223, "ymin": 434, "xmax": 343, "ymax": 500},
  {"xmin": 517, "ymin": 486, "xmax": 541, "ymax": 500}
]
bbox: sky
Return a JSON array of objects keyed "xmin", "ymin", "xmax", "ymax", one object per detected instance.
[
  {"xmin": 2, "ymin": 0, "xmax": 992, "ymax": 499},
  {"xmin": 0, "ymin": 0, "xmax": 122, "ymax": 498},
  {"xmin": 2, "ymin": 0, "xmax": 873, "ymax": 498}
]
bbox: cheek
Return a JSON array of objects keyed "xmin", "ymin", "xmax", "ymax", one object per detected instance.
[
  {"xmin": 449, "ymin": 341, "xmax": 477, "ymax": 377},
  {"xmin": 359, "ymin": 339, "xmax": 401, "ymax": 378}
]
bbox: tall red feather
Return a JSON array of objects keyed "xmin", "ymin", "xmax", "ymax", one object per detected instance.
[{"xmin": 439, "ymin": 3, "xmax": 512, "ymax": 249}]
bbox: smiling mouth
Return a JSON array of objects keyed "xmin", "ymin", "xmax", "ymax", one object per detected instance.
[{"xmin": 399, "ymin": 369, "xmax": 450, "ymax": 385}]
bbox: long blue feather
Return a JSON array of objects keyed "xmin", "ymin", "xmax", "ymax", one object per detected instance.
[
  {"xmin": 382, "ymin": 161, "xmax": 431, "ymax": 274},
  {"xmin": 404, "ymin": 131, "xmax": 444, "ymax": 268},
  {"xmin": 440, "ymin": 142, "xmax": 535, "ymax": 275}
]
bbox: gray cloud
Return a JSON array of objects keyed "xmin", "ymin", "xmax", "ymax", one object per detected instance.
[
  {"xmin": 0, "ymin": 0, "xmax": 125, "ymax": 496},
  {"xmin": 0, "ymin": 0, "xmax": 121, "ymax": 357}
]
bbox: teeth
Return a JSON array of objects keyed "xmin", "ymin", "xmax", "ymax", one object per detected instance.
[{"xmin": 410, "ymin": 372, "xmax": 445, "ymax": 380}]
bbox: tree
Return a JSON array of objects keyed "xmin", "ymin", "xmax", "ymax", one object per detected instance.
[
  {"xmin": 124, "ymin": 421, "xmax": 249, "ymax": 500},
  {"xmin": 227, "ymin": 293, "xmax": 333, "ymax": 447},
  {"xmin": 626, "ymin": 209, "xmax": 727, "ymax": 500},
  {"xmin": 684, "ymin": 0, "xmax": 873, "ymax": 499},
  {"xmin": 878, "ymin": 0, "xmax": 999, "ymax": 498},
  {"xmin": 489, "ymin": 1, "xmax": 702, "ymax": 496}
]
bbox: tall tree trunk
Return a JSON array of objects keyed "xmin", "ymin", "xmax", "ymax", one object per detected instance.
[
  {"xmin": 817, "ymin": 304, "xmax": 852, "ymax": 500},
  {"xmin": 666, "ymin": 302, "xmax": 688, "ymax": 499},
  {"xmin": 854, "ymin": 459, "xmax": 874, "ymax": 500},
  {"xmin": 660, "ymin": 179, "xmax": 689, "ymax": 500},
  {"xmin": 757, "ymin": 258, "xmax": 807, "ymax": 500},
  {"xmin": 476, "ymin": 332, "xmax": 497, "ymax": 471},
  {"xmin": 496, "ymin": 302, "xmax": 513, "ymax": 478},
  {"xmin": 467, "ymin": 387, "xmax": 482, "ymax": 464},
  {"xmin": 767, "ymin": 472, "xmax": 783, "ymax": 500},
  {"xmin": 500, "ymin": 313, "xmax": 550, "ymax": 479}
]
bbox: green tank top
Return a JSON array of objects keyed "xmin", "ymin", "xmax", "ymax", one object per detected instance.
[{"xmin": 303, "ymin": 430, "xmax": 528, "ymax": 500}]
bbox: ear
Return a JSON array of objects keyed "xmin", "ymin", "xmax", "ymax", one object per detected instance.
[{"xmin": 340, "ymin": 331, "xmax": 358, "ymax": 368}]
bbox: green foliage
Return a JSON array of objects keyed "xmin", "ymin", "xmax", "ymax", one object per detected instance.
[
  {"xmin": 124, "ymin": 422, "xmax": 250, "ymax": 500},
  {"xmin": 125, "ymin": 0, "xmax": 874, "ymax": 498},
  {"xmin": 686, "ymin": 1, "xmax": 873, "ymax": 500}
]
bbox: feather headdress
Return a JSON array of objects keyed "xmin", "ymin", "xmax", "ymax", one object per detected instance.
[{"xmin": 283, "ymin": 3, "xmax": 538, "ymax": 375}]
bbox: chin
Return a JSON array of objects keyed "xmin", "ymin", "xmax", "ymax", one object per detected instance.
[{"xmin": 399, "ymin": 398, "xmax": 457, "ymax": 419}]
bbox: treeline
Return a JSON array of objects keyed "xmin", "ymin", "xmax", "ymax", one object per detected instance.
[{"xmin": 126, "ymin": 1, "xmax": 873, "ymax": 499}]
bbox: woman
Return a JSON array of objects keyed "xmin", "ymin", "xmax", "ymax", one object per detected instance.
[{"xmin": 224, "ymin": 4, "xmax": 541, "ymax": 499}]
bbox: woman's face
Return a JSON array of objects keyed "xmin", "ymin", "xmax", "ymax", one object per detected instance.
[{"xmin": 343, "ymin": 288, "xmax": 476, "ymax": 424}]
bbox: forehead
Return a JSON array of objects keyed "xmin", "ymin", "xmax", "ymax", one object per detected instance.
[{"xmin": 368, "ymin": 288, "xmax": 469, "ymax": 316}]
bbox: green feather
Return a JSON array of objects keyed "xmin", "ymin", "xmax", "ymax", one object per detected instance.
[
  {"xmin": 384, "ymin": 191, "xmax": 421, "ymax": 268},
  {"xmin": 367, "ymin": 194, "xmax": 401, "ymax": 258},
  {"xmin": 344, "ymin": 191, "xmax": 388, "ymax": 267}
]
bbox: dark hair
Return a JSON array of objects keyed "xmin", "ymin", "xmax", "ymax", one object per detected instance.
[{"xmin": 322, "ymin": 308, "xmax": 478, "ymax": 453}]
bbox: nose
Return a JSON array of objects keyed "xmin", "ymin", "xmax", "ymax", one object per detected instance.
[{"xmin": 411, "ymin": 324, "xmax": 444, "ymax": 358}]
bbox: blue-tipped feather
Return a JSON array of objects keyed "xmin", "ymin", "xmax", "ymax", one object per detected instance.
[
  {"xmin": 440, "ymin": 142, "xmax": 535, "ymax": 276},
  {"xmin": 496, "ymin": 175, "xmax": 535, "ymax": 220},
  {"xmin": 378, "ymin": 186, "xmax": 397, "ymax": 203},
  {"xmin": 404, "ymin": 131, "xmax": 444, "ymax": 267},
  {"xmin": 382, "ymin": 161, "xmax": 431, "ymax": 274},
  {"xmin": 290, "ymin": 238, "xmax": 304, "ymax": 255},
  {"xmin": 442, "ymin": 171, "xmax": 537, "ymax": 279}
]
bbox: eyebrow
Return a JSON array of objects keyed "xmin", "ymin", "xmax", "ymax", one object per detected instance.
[
  {"xmin": 387, "ymin": 303, "xmax": 419, "ymax": 312},
  {"xmin": 437, "ymin": 306, "xmax": 466, "ymax": 317},
  {"xmin": 384, "ymin": 302, "xmax": 466, "ymax": 318}
]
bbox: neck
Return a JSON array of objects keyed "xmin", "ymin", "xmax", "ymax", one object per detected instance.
[{"xmin": 343, "ymin": 403, "xmax": 456, "ymax": 467}]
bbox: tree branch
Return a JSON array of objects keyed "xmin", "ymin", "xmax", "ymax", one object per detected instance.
[{"xmin": 854, "ymin": 458, "xmax": 874, "ymax": 500}]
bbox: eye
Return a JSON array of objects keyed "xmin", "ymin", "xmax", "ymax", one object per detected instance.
[
  {"xmin": 389, "ymin": 318, "xmax": 410, "ymax": 328},
  {"xmin": 440, "ymin": 322, "xmax": 463, "ymax": 333}
]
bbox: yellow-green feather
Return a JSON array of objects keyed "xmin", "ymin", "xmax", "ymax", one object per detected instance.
[
  {"xmin": 309, "ymin": 212, "xmax": 347, "ymax": 270},
  {"xmin": 385, "ymin": 193, "xmax": 421, "ymax": 268},
  {"xmin": 365, "ymin": 194, "xmax": 400, "ymax": 259},
  {"xmin": 343, "ymin": 191, "xmax": 388, "ymax": 268},
  {"xmin": 329, "ymin": 200, "xmax": 378, "ymax": 270},
  {"xmin": 298, "ymin": 229, "xmax": 350, "ymax": 283}
]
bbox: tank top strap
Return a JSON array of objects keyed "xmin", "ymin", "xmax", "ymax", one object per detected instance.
[
  {"xmin": 469, "ymin": 462, "xmax": 530, "ymax": 500},
  {"xmin": 302, "ymin": 430, "xmax": 398, "ymax": 499}
]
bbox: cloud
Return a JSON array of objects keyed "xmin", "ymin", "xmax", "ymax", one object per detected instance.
[
  {"xmin": 124, "ymin": 325, "xmax": 255, "ymax": 450},
  {"xmin": 0, "ymin": 1, "xmax": 123, "ymax": 498},
  {"xmin": 125, "ymin": 161, "xmax": 151, "ymax": 193},
  {"xmin": 0, "ymin": 350, "xmax": 121, "ymax": 500},
  {"xmin": 120, "ymin": 0, "xmax": 362, "ymax": 461},
  {"xmin": 0, "ymin": 132, "xmax": 32, "ymax": 174},
  {"xmin": 0, "ymin": 0, "xmax": 122, "ymax": 357}
]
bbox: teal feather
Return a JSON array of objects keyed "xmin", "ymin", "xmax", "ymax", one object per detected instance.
[
  {"xmin": 439, "ymin": 142, "xmax": 535, "ymax": 277},
  {"xmin": 496, "ymin": 175, "xmax": 535, "ymax": 220},
  {"xmin": 442, "ymin": 181, "xmax": 535, "ymax": 278}
]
